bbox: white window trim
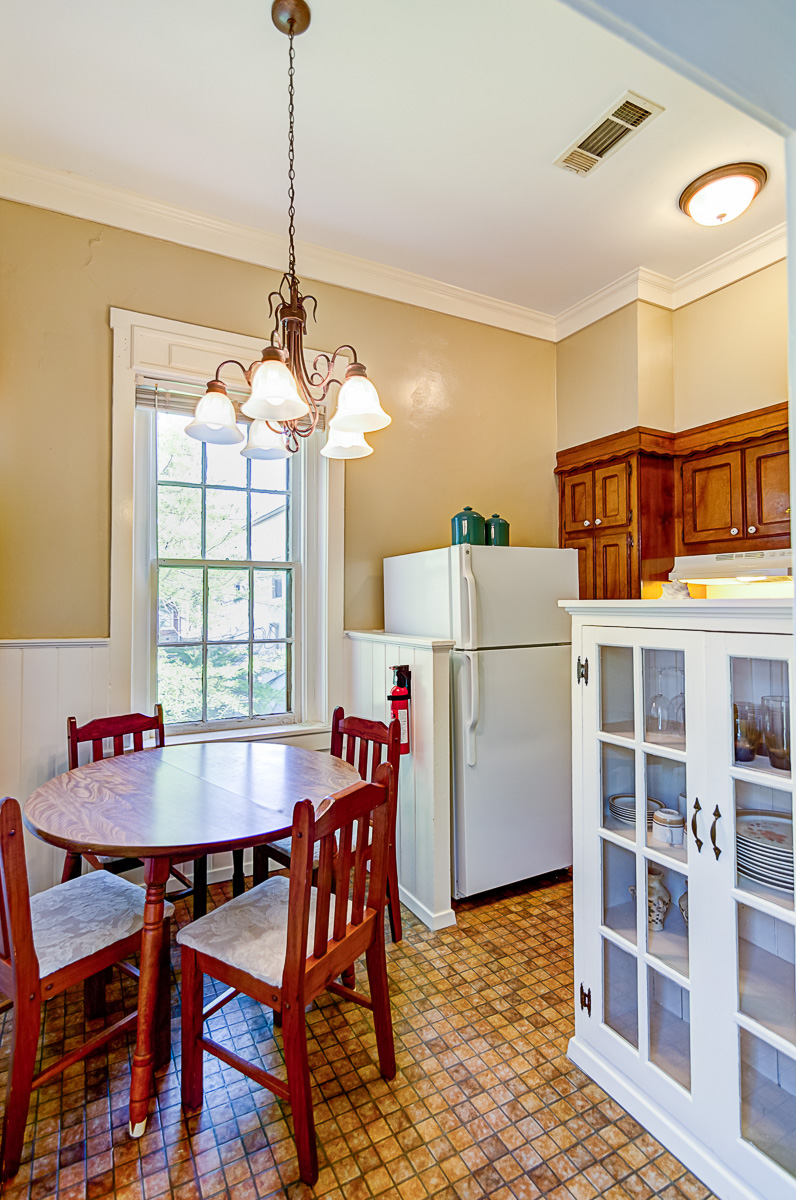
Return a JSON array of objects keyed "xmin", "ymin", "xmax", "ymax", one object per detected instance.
[{"xmin": 109, "ymin": 308, "xmax": 345, "ymax": 739}]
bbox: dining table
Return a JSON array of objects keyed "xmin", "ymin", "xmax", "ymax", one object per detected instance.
[{"xmin": 23, "ymin": 740, "xmax": 360, "ymax": 1137}]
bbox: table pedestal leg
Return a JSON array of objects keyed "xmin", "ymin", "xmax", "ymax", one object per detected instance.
[{"xmin": 128, "ymin": 857, "xmax": 169, "ymax": 1137}]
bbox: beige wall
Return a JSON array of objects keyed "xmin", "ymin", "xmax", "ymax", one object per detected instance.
[
  {"xmin": 0, "ymin": 199, "xmax": 557, "ymax": 639},
  {"xmin": 555, "ymin": 304, "xmax": 639, "ymax": 450},
  {"xmin": 637, "ymin": 302, "xmax": 674, "ymax": 431},
  {"xmin": 672, "ymin": 260, "xmax": 788, "ymax": 430}
]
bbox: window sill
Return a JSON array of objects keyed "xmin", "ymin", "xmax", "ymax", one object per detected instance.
[{"xmin": 164, "ymin": 721, "xmax": 331, "ymax": 747}]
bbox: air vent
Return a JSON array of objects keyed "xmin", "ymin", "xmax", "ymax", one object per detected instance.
[{"xmin": 554, "ymin": 91, "xmax": 664, "ymax": 176}]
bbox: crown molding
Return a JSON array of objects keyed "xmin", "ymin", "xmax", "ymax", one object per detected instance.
[
  {"xmin": 0, "ymin": 153, "xmax": 556, "ymax": 342},
  {"xmin": 0, "ymin": 153, "xmax": 786, "ymax": 344}
]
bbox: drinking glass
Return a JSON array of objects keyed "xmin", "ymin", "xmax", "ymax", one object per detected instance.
[
  {"xmin": 763, "ymin": 696, "xmax": 791, "ymax": 771},
  {"xmin": 668, "ymin": 692, "xmax": 686, "ymax": 739},
  {"xmin": 647, "ymin": 669, "xmax": 668, "ymax": 738},
  {"xmin": 733, "ymin": 701, "xmax": 758, "ymax": 763}
]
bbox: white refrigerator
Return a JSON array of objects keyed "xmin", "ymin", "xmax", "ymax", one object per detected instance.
[{"xmin": 383, "ymin": 545, "xmax": 579, "ymax": 899}]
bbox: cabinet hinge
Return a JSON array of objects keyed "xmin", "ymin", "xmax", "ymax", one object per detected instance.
[
  {"xmin": 576, "ymin": 656, "xmax": 589, "ymax": 685},
  {"xmin": 579, "ymin": 984, "xmax": 592, "ymax": 1016}
]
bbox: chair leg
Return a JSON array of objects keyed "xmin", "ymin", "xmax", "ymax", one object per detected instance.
[
  {"xmin": 365, "ymin": 926, "xmax": 396, "ymax": 1080},
  {"xmin": 83, "ymin": 966, "xmax": 112, "ymax": 1020},
  {"xmin": 252, "ymin": 845, "xmax": 270, "ymax": 887},
  {"xmin": 231, "ymin": 849, "xmax": 245, "ymax": 897},
  {"xmin": 0, "ymin": 991, "xmax": 41, "ymax": 1182},
  {"xmin": 192, "ymin": 857, "xmax": 207, "ymax": 921},
  {"xmin": 282, "ymin": 1000, "xmax": 318, "ymax": 1185},
  {"xmin": 386, "ymin": 847, "xmax": 403, "ymax": 943},
  {"xmin": 180, "ymin": 946, "xmax": 204, "ymax": 1110},
  {"xmin": 155, "ymin": 918, "xmax": 173, "ymax": 1070},
  {"xmin": 341, "ymin": 965, "xmax": 355, "ymax": 989},
  {"xmin": 61, "ymin": 851, "xmax": 82, "ymax": 883}
]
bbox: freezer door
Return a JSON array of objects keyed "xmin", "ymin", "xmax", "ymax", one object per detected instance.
[
  {"xmin": 451, "ymin": 645, "xmax": 573, "ymax": 898},
  {"xmin": 465, "ymin": 546, "xmax": 579, "ymax": 648}
]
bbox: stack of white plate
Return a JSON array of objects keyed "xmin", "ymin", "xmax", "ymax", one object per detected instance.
[
  {"xmin": 608, "ymin": 794, "xmax": 664, "ymax": 828},
  {"xmin": 737, "ymin": 811, "xmax": 794, "ymax": 894}
]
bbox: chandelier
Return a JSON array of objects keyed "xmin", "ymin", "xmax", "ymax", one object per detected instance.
[{"xmin": 186, "ymin": 0, "xmax": 390, "ymax": 461}]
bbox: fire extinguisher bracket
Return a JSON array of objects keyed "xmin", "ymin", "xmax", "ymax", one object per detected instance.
[{"xmin": 387, "ymin": 665, "xmax": 411, "ymax": 700}]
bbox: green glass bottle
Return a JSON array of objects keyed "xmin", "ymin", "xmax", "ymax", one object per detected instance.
[
  {"xmin": 485, "ymin": 514, "xmax": 510, "ymax": 546},
  {"xmin": 451, "ymin": 506, "xmax": 485, "ymax": 545}
]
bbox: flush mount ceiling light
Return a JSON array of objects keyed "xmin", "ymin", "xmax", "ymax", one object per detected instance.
[
  {"xmin": 186, "ymin": 0, "xmax": 390, "ymax": 460},
  {"xmin": 678, "ymin": 162, "xmax": 767, "ymax": 227}
]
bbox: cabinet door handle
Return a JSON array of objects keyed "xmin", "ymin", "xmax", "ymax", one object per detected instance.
[
  {"xmin": 710, "ymin": 805, "xmax": 722, "ymax": 860},
  {"xmin": 730, "ymin": 527, "xmax": 739, "ymax": 535},
  {"xmin": 748, "ymin": 525, "xmax": 757, "ymax": 534},
  {"xmin": 594, "ymin": 518, "xmax": 602, "ymax": 526},
  {"xmin": 583, "ymin": 520, "xmax": 591, "ymax": 527},
  {"xmin": 691, "ymin": 798, "xmax": 703, "ymax": 853}
]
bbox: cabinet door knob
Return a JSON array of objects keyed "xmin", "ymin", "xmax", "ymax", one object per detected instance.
[
  {"xmin": 747, "ymin": 525, "xmax": 757, "ymax": 534},
  {"xmin": 594, "ymin": 518, "xmax": 602, "ymax": 526},
  {"xmin": 583, "ymin": 520, "xmax": 591, "ymax": 527},
  {"xmin": 730, "ymin": 527, "xmax": 739, "ymax": 535}
]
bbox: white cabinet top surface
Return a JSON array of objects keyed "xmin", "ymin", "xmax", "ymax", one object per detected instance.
[{"xmin": 560, "ymin": 598, "xmax": 793, "ymax": 635}]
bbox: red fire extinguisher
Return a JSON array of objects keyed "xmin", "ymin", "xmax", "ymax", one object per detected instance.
[{"xmin": 388, "ymin": 665, "xmax": 411, "ymax": 755}]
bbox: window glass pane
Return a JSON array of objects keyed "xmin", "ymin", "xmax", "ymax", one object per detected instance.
[
  {"xmin": 250, "ymin": 457, "xmax": 288, "ymax": 492},
  {"xmin": 253, "ymin": 643, "xmax": 288, "ymax": 716},
  {"xmin": 158, "ymin": 486, "xmax": 202, "ymax": 558},
  {"xmin": 207, "ymin": 645, "xmax": 250, "ymax": 720},
  {"xmin": 207, "ymin": 569, "xmax": 249, "ymax": 641},
  {"xmin": 253, "ymin": 570, "xmax": 290, "ymax": 640},
  {"xmin": 158, "ymin": 567, "xmax": 203, "ymax": 643},
  {"xmin": 205, "ymin": 489, "xmax": 248, "ymax": 560},
  {"xmin": 205, "ymin": 435, "xmax": 247, "ymax": 488},
  {"xmin": 158, "ymin": 413, "xmax": 201, "ymax": 484},
  {"xmin": 157, "ymin": 646, "xmax": 203, "ymax": 723},
  {"xmin": 251, "ymin": 493, "xmax": 288, "ymax": 562}
]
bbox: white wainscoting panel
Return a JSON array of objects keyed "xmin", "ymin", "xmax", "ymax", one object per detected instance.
[
  {"xmin": 344, "ymin": 632, "xmax": 456, "ymax": 931},
  {"xmin": 0, "ymin": 640, "xmax": 111, "ymax": 894}
]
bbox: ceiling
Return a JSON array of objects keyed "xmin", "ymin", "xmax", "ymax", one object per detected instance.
[{"xmin": 0, "ymin": 0, "xmax": 786, "ymax": 316}]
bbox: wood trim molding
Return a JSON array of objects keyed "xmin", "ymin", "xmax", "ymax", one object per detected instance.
[{"xmin": 556, "ymin": 403, "xmax": 789, "ymax": 473}]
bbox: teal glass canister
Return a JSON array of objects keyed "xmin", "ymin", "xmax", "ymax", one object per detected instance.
[
  {"xmin": 485, "ymin": 514, "xmax": 510, "ymax": 546},
  {"xmin": 451, "ymin": 506, "xmax": 485, "ymax": 545}
]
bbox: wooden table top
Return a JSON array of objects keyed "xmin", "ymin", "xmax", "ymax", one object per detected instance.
[{"xmin": 24, "ymin": 742, "xmax": 359, "ymax": 859}]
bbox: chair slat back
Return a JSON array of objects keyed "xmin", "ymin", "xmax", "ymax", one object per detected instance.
[
  {"xmin": 287, "ymin": 767, "xmax": 393, "ymax": 980},
  {"xmin": 330, "ymin": 707, "xmax": 400, "ymax": 785},
  {"xmin": 0, "ymin": 798, "xmax": 38, "ymax": 989},
  {"xmin": 68, "ymin": 706, "xmax": 165, "ymax": 770}
]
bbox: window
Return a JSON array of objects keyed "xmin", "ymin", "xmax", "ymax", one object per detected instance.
[
  {"xmin": 110, "ymin": 309, "xmax": 344, "ymax": 738},
  {"xmin": 153, "ymin": 409, "xmax": 296, "ymax": 728}
]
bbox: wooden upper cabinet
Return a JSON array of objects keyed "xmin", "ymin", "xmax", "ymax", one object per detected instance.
[
  {"xmin": 563, "ymin": 533, "xmax": 595, "ymax": 599},
  {"xmin": 562, "ymin": 469, "xmax": 594, "ymax": 533},
  {"xmin": 593, "ymin": 460, "xmax": 630, "ymax": 529},
  {"xmin": 682, "ymin": 450, "xmax": 744, "ymax": 544},
  {"xmin": 594, "ymin": 531, "xmax": 631, "ymax": 599},
  {"xmin": 745, "ymin": 438, "xmax": 790, "ymax": 538}
]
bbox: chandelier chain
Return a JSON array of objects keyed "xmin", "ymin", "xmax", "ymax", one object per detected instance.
[{"xmin": 287, "ymin": 28, "xmax": 297, "ymax": 280}]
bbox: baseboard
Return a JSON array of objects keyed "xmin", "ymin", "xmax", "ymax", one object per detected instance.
[
  {"xmin": 398, "ymin": 885, "xmax": 457, "ymax": 931},
  {"xmin": 567, "ymin": 1038, "xmax": 762, "ymax": 1200}
]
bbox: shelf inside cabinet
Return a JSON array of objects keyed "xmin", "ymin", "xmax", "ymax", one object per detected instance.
[
  {"xmin": 738, "ymin": 909, "xmax": 796, "ymax": 1046},
  {"xmin": 603, "ymin": 902, "xmax": 637, "ymax": 947},
  {"xmin": 648, "ymin": 968, "xmax": 691, "ymax": 1092},
  {"xmin": 733, "ymin": 756, "xmax": 793, "ymax": 784},
  {"xmin": 736, "ymin": 874, "xmax": 794, "ymax": 912}
]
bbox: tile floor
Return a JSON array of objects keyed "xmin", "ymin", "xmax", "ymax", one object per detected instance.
[{"xmin": 0, "ymin": 873, "xmax": 716, "ymax": 1200}]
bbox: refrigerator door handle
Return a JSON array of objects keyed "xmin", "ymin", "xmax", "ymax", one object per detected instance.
[
  {"xmin": 464, "ymin": 651, "xmax": 479, "ymax": 766},
  {"xmin": 462, "ymin": 550, "xmax": 478, "ymax": 650}
]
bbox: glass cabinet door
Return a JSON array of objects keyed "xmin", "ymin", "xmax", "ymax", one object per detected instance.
[
  {"xmin": 706, "ymin": 632, "xmax": 796, "ymax": 1195},
  {"xmin": 581, "ymin": 627, "xmax": 707, "ymax": 1129}
]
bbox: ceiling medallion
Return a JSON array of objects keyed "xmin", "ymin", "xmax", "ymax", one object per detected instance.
[
  {"xmin": 678, "ymin": 162, "xmax": 767, "ymax": 228},
  {"xmin": 186, "ymin": 0, "xmax": 390, "ymax": 461}
]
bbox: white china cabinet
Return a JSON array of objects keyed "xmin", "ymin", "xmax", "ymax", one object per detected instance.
[{"xmin": 563, "ymin": 600, "xmax": 795, "ymax": 1200}]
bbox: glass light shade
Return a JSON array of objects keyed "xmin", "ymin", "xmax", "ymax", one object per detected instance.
[
  {"xmin": 185, "ymin": 389, "xmax": 244, "ymax": 444},
  {"xmin": 330, "ymin": 373, "xmax": 390, "ymax": 433},
  {"xmin": 241, "ymin": 419, "xmax": 290, "ymax": 460},
  {"xmin": 241, "ymin": 357, "xmax": 307, "ymax": 421},
  {"xmin": 320, "ymin": 428, "xmax": 373, "ymax": 459},
  {"xmin": 680, "ymin": 164, "xmax": 766, "ymax": 227}
]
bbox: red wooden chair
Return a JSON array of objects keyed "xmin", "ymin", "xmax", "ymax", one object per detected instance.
[
  {"xmin": 0, "ymin": 796, "xmax": 173, "ymax": 1182},
  {"xmin": 63, "ymin": 706, "xmax": 211, "ymax": 917},
  {"xmin": 178, "ymin": 765, "xmax": 397, "ymax": 1185},
  {"xmin": 254, "ymin": 707, "xmax": 403, "ymax": 941}
]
